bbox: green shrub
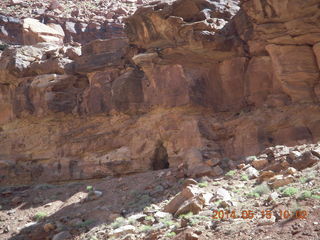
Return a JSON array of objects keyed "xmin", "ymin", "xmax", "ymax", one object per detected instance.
[
  {"xmin": 247, "ymin": 192, "xmax": 260, "ymax": 198},
  {"xmin": 178, "ymin": 212, "xmax": 193, "ymax": 219},
  {"xmin": 86, "ymin": 185, "xmax": 94, "ymax": 192},
  {"xmin": 311, "ymin": 195, "xmax": 320, "ymax": 200},
  {"xmin": 253, "ymin": 183, "xmax": 270, "ymax": 196},
  {"xmin": 298, "ymin": 191, "xmax": 312, "ymax": 200},
  {"xmin": 198, "ymin": 181, "xmax": 208, "ymax": 188},
  {"xmin": 76, "ymin": 220, "xmax": 95, "ymax": 228},
  {"xmin": 225, "ymin": 170, "xmax": 236, "ymax": 177},
  {"xmin": 281, "ymin": 187, "xmax": 299, "ymax": 197},
  {"xmin": 0, "ymin": 44, "xmax": 8, "ymax": 51},
  {"xmin": 165, "ymin": 232, "xmax": 176, "ymax": 237},
  {"xmin": 160, "ymin": 218, "xmax": 177, "ymax": 227},
  {"xmin": 241, "ymin": 174, "xmax": 249, "ymax": 181},
  {"xmin": 34, "ymin": 212, "xmax": 47, "ymax": 221},
  {"xmin": 111, "ymin": 217, "xmax": 127, "ymax": 229},
  {"xmin": 139, "ymin": 225, "xmax": 153, "ymax": 233},
  {"xmin": 178, "ymin": 212, "xmax": 210, "ymax": 226},
  {"xmin": 145, "ymin": 216, "xmax": 155, "ymax": 222},
  {"xmin": 247, "ymin": 183, "xmax": 270, "ymax": 198}
]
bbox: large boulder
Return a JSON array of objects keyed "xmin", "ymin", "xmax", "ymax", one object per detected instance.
[{"xmin": 22, "ymin": 18, "xmax": 65, "ymax": 45}]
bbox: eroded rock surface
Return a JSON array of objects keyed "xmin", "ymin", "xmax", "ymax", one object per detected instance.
[{"xmin": 0, "ymin": 0, "xmax": 320, "ymax": 185}]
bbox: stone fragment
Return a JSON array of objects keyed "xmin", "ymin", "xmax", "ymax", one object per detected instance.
[
  {"xmin": 237, "ymin": 164, "xmax": 246, "ymax": 169},
  {"xmin": 164, "ymin": 186, "xmax": 199, "ymax": 214},
  {"xmin": 87, "ymin": 190, "xmax": 103, "ymax": 201},
  {"xmin": 289, "ymin": 151, "xmax": 302, "ymax": 160},
  {"xmin": 268, "ymin": 175, "xmax": 294, "ymax": 188},
  {"xmin": 43, "ymin": 223, "xmax": 55, "ymax": 232},
  {"xmin": 257, "ymin": 216, "xmax": 276, "ymax": 226},
  {"xmin": 188, "ymin": 164, "xmax": 212, "ymax": 178},
  {"xmin": 284, "ymin": 167, "xmax": 297, "ymax": 175},
  {"xmin": 292, "ymin": 151, "xmax": 319, "ymax": 170},
  {"xmin": 109, "ymin": 225, "xmax": 135, "ymax": 238},
  {"xmin": 246, "ymin": 166, "xmax": 259, "ymax": 179},
  {"xmin": 204, "ymin": 158, "xmax": 220, "ymax": 167},
  {"xmin": 201, "ymin": 193, "xmax": 213, "ymax": 206},
  {"xmin": 154, "ymin": 211, "xmax": 171, "ymax": 219},
  {"xmin": 216, "ymin": 188, "xmax": 231, "ymax": 201},
  {"xmin": 267, "ymin": 192, "xmax": 279, "ymax": 202},
  {"xmin": 175, "ymin": 197, "xmax": 204, "ymax": 217},
  {"xmin": 252, "ymin": 159, "xmax": 268, "ymax": 170},
  {"xmin": 212, "ymin": 165, "xmax": 224, "ymax": 176},
  {"xmin": 128, "ymin": 213, "xmax": 146, "ymax": 222},
  {"xmin": 52, "ymin": 231, "xmax": 72, "ymax": 240},
  {"xmin": 183, "ymin": 178, "xmax": 198, "ymax": 188},
  {"xmin": 65, "ymin": 47, "xmax": 81, "ymax": 60}
]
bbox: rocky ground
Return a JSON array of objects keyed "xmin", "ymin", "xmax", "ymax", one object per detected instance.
[
  {"xmin": 1, "ymin": 143, "xmax": 320, "ymax": 240},
  {"xmin": 0, "ymin": 0, "xmax": 169, "ymax": 22}
]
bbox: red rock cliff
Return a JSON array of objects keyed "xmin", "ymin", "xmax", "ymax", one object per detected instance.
[{"xmin": 0, "ymin": 0, "xmax": 320, "ymax": 185}]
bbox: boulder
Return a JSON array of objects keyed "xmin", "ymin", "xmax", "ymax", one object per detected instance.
[
  {"xmin": 252, "ymin": 159, "xmax": 268, "ymax": 170},
  {"xmin": 22, "ymin": 18, "xmax": 64, "ymax": 45},
  {"xmin": 246, "ymin": 166, "xmax": 259, "ymax": 179},
  {"xmin": 292, "ymin": 151, "xmax": 319, "ymax": 170},
  {"xmin": 258, "ymin": 170, "xmax": 276, "ymax": 183},
  {"xmin": 163, "ymin": 186, "xmax": 199, "ymax": 214},
  {"xmin": 268, "ymin": 175, "xmax": 294, "ymax": 189},
  {"xmin": 175, "ymin": 196, "xmax": 204, "ymax": 217}
]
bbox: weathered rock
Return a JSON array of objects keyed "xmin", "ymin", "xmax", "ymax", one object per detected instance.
[
  {"xmin": 183, "ymin": 178, "xmax": 198, "ymax": 188},
  {"xmin": 163, "ymin": 186, "xmax": 199, "ymax": 214},
  {"xmin": 212, "ymin": 165, "xmax": 224, "ymax": 177},
  {"xmin": 128, "ymin": 213, "xmax": 147, "ymax": 222},
  {"xmin": 175, "ymin": 196, "xmax": 204, "ymax": 216},
  {"xmin": 252, "ymin": 159, "xmax": 268, "ymax": 170},
  {"xmin": 22, "ymin": 18, "xmax": 65, "ymax": 45},
  {"xmin": 266, "ymin": 45, "xmax": 319, "ymax": 103},
  {"xmin": 216, "ymin": 188, "xmax": 231, "ymax": 201},
  {"xmin": 314, "ymin": 43, "xmax": 320, "ymax": 70},
  {"xmin": 154, "ymin": 211, "xmax": 171, "ymax": 219},
  {"xmin": 257, "ymin": 216, "xmax": 276, "ymax": 226},
  {"xmin": 267, "ymin": 192, "xmax": 279, "ymax": 202},
  {"xmin": 52, "ymin": 231, "xmax": 72, "ymax": 240},
  {"xmin": 246, "ymin": 166, "xmax": 259, "ymax": 179},
  {"xmin": 268, "ymin": 175, "xmax": 294, "ymax": 189},
  {"xmin": 187, "ymin": 164, "xmax": 212, "ymax": 178},
  {"xmin": 284, "ymin": 167, "xmax": 297, "ymax": 175},
  {"xmin": 1, "ymin": 0, "xmax": 320, "ymax": 187},
  {"xmin": 291, "ymin": 151, "xmax": 319, "ymax": 170},
  {"xmin": 109, "ymin": 225, "xmax": 136, "ymax": 238},
  {"xmin": 43, "ymin": 223, "xmax": 55, "ymax": 232}
]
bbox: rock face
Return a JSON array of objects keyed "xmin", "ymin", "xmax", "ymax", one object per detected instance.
[{"xmin": 0, "ymin": 0, "xmax": 320, "ymax": 185}]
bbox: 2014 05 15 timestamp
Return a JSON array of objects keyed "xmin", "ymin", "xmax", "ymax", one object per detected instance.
[{"xmin": 212, "ymin": 210, "xmax": 308, "ymax": 220}]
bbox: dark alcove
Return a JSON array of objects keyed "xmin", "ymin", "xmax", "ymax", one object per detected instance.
[{"xmin": 152, "ymin": 141, "xmax": 169, "ymax": 170}]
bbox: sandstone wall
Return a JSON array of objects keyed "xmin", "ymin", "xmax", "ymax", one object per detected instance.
[{"xmin": 0, "ymin": 0, "xmax": 320, "ymax": 185}]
